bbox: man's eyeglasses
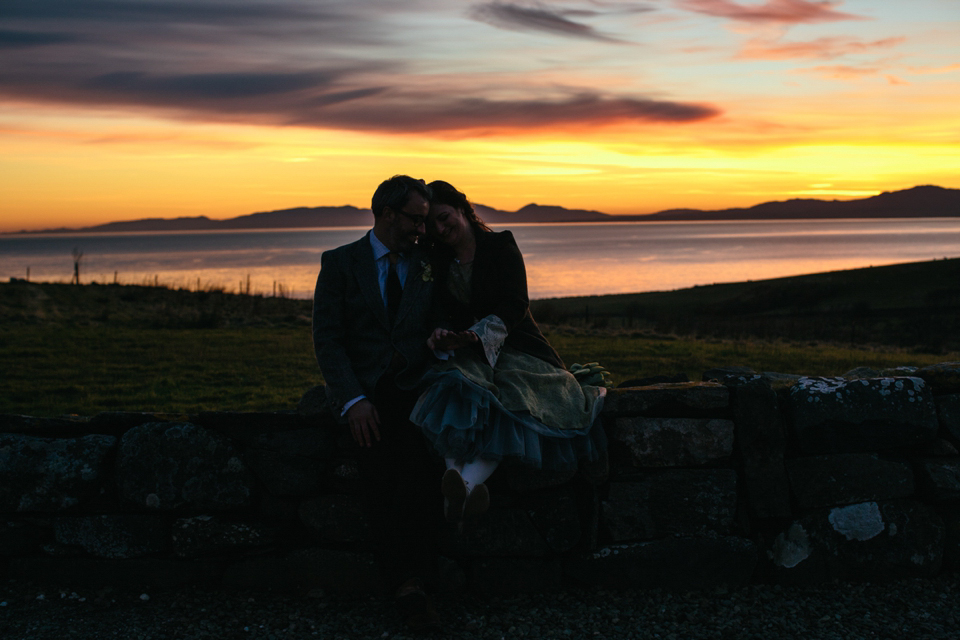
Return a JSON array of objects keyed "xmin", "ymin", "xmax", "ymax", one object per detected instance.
[{"xmin": 394, "ymin": 208, "xmax": 427, "ymax": 228}]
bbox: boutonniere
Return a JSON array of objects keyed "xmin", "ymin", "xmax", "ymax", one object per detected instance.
[{"xmin": 420, "ymin": 261, "xmax": 434, "ymax": 282}]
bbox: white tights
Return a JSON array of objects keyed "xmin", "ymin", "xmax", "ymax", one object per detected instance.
[{"xmin": 446, "ymin": 457, "xmax": 499, "ymax": 492}]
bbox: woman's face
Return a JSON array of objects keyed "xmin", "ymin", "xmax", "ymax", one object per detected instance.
[{"xmin": 427, "ymin": 203, "xmax": 470, "ymax": 247}]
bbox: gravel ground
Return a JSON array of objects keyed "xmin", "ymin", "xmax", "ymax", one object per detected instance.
[{"xmin": 2, "ymin": 576, "xmax": 959, "ymax": 640}]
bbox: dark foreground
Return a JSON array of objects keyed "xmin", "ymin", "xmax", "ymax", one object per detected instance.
[{"xmin": 2, "ymin": 576, "xmax": 958, "ymax": 640}]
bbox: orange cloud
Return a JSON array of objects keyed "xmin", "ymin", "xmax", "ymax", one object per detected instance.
[
  {"xmin": 798, "ymin": 64, "xmax": 881, "ymax": 79},
  {"xmin": 738, "ymin": 35, "xmax": 905, "ymax": 60},
  {"xmin": 906, "ymin": 63, "xmax": 960, "ymax": 75},
  {"xmin": 677, "ymin": 0, "xmax": 864, "ymax": 24}
]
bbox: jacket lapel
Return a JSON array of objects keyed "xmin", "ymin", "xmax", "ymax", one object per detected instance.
[
  {"xmin": 350, "ymin": 233, "xmax": 391, "ymax": 329},
  {"xmin": 394, "ymin": 251, "xmax": 427, "ymax": 327}
]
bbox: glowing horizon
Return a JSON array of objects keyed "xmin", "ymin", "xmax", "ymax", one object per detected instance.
[{"xmin": 1, "ymin": 0, "xmax": 958, "ymax": 233}]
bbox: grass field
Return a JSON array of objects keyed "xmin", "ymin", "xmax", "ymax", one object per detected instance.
[{"xmin": 2, "ymin": 267, "xmax": 958, "ymax": 417}]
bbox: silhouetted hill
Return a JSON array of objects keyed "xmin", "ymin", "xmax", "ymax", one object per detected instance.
[
  {"xmin": 8, "ymin": 185, "xmax": 959, "ymax": 234},
  {"xmin": 645, "ymin": 185, "xmax": 960, "ymax": 220}
]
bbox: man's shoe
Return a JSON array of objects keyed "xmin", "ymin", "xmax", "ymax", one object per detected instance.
[
  {"xmin": 462, "ymin": 483, "xmax": 489, "ymax": 520},
  {"xmin": 441, "ymin": 468, "xmax": 467, "ymax": 523},
  {"xmin": 395, "ymin": 577, "xmax": 441, "ymax": 634}
]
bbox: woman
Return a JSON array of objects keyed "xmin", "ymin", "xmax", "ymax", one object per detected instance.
[{"xmin": 411, "ymin": 180, "xmax": 606, "ymax": 524}]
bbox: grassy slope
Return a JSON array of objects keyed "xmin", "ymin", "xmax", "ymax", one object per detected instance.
[
  {"xmin": 2, "ymin": 260, "xmax": 958, "ymax": 417},
  {"xmin": 531, "ymin": 257, "xmax": 960, "ymax": 350}
]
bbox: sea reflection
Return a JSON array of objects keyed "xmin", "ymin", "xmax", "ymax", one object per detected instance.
[{"xmin": 2, "ymin": 220, "xmax": 959, "ymax": 300}]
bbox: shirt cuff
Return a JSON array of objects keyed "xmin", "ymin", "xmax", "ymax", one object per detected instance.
[{"xmin": 341, "ymin": 395, "xmax": 366, "ymax": 416}]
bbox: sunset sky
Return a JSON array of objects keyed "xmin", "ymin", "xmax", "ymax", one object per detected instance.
[{"xmin": 2, "ymin": 0, "xmax": 958, "ymax": 232}]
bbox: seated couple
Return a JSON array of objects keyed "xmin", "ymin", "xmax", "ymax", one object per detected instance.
[{"xmin": 312, "ymin": 175, "xmax": 606, "ymax": 632}]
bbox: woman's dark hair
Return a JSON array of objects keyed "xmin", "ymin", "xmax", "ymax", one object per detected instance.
[{"xmin": 427, "ymin": 180, "xmax": 491, "ymax": 234}]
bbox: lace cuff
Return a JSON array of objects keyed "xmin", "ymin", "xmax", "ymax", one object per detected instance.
[{"xmin": 469, "ymin": 314, "xmax": 508, "ymax": 367}]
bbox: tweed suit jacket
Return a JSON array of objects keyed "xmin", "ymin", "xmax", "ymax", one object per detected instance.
[{"xmin": 312, "ymin": 232, "xmax": 435, "ymax": 413}]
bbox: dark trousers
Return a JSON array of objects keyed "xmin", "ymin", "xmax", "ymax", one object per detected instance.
[{"xmin": 356, "ymin": 379, "xmax": 444, "ymax": 592}]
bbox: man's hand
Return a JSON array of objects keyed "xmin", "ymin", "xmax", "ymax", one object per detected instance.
[
  {"xmin": 347, "ymin": 399, "xmax": 381, "ymax": 447},
  {"xmin": 427, "ymin": 328, "xmax": 480, "ymax": 351}
]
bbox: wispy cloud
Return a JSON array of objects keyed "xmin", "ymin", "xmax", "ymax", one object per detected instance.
[
  {"xmin": 0, "ymin": 0, "xmax": 718, "ymax": 134},
  {"xmin": 796, "ymin": 64, "xmax": 881, "ymax": 79},
  {"xmin": 0, "ymin": 29, "xmax": 80, "ymax": 48},
  {"xmin": 677, "ymin": 0, "xmax": 864, "ymax": 24},
  {"xmin": 906, "ymin": 63, "xmax": 960, "ymax": 75},
  {"xmin": 738, "ymin": 35, "xmax": 904, "ymax": 60},
  {"xmin": 301, "ymin": 92, "xmax": 720, "ymax": 133},
  {"xmin": 469, "ymin": 2, "xmax": 647, "ymax": 42}
]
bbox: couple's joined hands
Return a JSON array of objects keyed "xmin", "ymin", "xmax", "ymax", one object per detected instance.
[
  {"xmin": 349, "ymin": 328, "xmax": 478, "ymax": 447},
  {"xmin": 427, "ymin": 328, "xmax": 479, "ymax": 351}
]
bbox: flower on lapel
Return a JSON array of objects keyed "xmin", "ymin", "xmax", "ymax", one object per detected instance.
[{"xmin": 420, "ymin": 261, "xmax": 434, "ymax": 282}]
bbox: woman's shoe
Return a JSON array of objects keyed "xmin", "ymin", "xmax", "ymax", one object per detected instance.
[{"xmin": 441, "ymin": 468, "xmax": 467, "ymax": 523}]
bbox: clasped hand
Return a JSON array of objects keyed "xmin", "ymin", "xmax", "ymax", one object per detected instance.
[{"xmin": 427, "ymin": 327, "xmax": 479, "ymax": 351}]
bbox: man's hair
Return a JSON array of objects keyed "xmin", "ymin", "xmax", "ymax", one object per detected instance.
[{"xmin": 371, "ymin": 175, "xmax": 432, "ymax": 218}]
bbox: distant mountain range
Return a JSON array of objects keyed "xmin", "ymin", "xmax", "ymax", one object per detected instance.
[{"xmin": 10, "ymin": 185, "xmax": 960, "ymax": 234}]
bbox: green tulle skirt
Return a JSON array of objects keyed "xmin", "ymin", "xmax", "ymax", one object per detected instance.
[{"xmin": 410, "ymin": 346, "xmax": 606, "ymax": 471}]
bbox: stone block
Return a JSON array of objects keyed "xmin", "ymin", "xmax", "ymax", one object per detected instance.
[
  {"xmin": 730, "ymin": 378, "xmax": 791, "ymax": 518},
  {"xmin": 916, "ymin": 438, "xmax": 959, "ymax": 456},
  {"xmin": 702, "ymin": 366, "xmax": 755, "ymax": 382},
  {"xmin": 938, "ymin": 394, "xmax": 960, "ymax": 442},
  {"xmin": 299, "ymin": 494, "xmax": 370, "ymax": 542},
  {"xmin": 325, "ymin": 458, "xmax": 361, "ymax": 493},
  {"xmin": 603, "ymin": 383, "xmax": 729, "ymax": 418},
  {"xmin": 617, "ymin": 373, "xmax": 689, "ymax": 388},
  {"xmin": 221, "ymin": 555, "xmax": 292, "ymax": 590},
  {"xmin": 249, "ymin": 427, "xmax": 336, "ymax": 460},
  {"xmin": 0, "ymin": 414, "xmax": 91, "ymax": 438},
  {"xmin": 564, "ymin": 536, "xmax": 757, "ymax": 590},
  {"xmin": 286, "ymin": 548, "xmax": 381, "ymax": 594},
  {"xmin": 914, "ymin": 458, "xmax": 960, "ymax": 501},
  {"xmin": 447, "ymin": 494, "xmax": 581, "ymax": 557},
  {"xmin": 171, "ymin": 515, "xmax": 276, "ymax": 558},
  {"xmin": 731, "ymin": 378, "xmax": 785, "ymax": 462},
  {"xmin": 87, "ymin": 412, "xmax": 195, "ymax": 437},
  {"xmin": 244, "ymin": 448, "xmax": 325, "ymax": 496},
  {"xmin": 470, "ymin": 558, "xmax": 563, "ymax": 596},
  {"xmin": 788, "ymin": 377, "xmax": 938, "ymax": 454},
  {"xmin": 786, "ymin": 453, "xmax": 914, "ymax": 509},
  {"xmin": 742, "ymin": 460, "xmax": 792, "ymax": 519},
  {"xmin": 610, "ymin": 417, "xmax": 734, "ymax": 468},
  {"xmin": 116, "ymin": 422, "xmax": 253, "ymax": 511},
  {"xmin": 9, "ymin": 557, "xmax": 226, "ymax": 588},
  {"xmin": 257, "ymin": 494, "xmax": 302, "ymax": 523},
  {"xmin": 917, "ymin": 362, "xmax": 960, "ymax": 394},
  {"xmin": 0, "ymin": 518, "xmax": 49, "ymax": 556},
  {"xmin": 193, "ymin": 411, "xmax": 317, "ymax": 446},
  {"xmin": 602, "ymin": 469, "xmax": 737, "ymax": 541},
  {"xmin": 0, "ymin": 433, "xmax": 116, "ymax": 512},
  {"xmin": 297, "ymin": 385, "xmax": 328, "ymax": 416},
  {"xmin": 938, "ymin": 503, "xmax": 960, "ymax": 572},
  {"xmin": 54, "ymin": 515, "xmax": 169, "ymax": 559},
  {"xmin": 492, "ymin": 462, "xmax": 577, "ymax": 492},
  {"xmin": 766, "ymin": 500, "xmax": 944, "ymax": 584}
]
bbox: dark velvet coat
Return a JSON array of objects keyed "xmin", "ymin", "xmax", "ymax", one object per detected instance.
[{"xmin": 434, "ymin": 229, "xmax": 564, "ymax": 369}]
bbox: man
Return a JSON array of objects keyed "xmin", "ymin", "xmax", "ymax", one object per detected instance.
[{"xmin": 312, "ymin": 175, "xmax": 443, "ymax": 632}]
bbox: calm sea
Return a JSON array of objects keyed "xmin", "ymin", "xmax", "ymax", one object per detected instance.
[{"xmin": 2, "ymin": 219, "xmax": 959, "ymax": 300}]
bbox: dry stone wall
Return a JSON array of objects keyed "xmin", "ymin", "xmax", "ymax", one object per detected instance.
[{"xmin": 2, "ymin": 362, "xmax": 959, "ymax": 595}]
